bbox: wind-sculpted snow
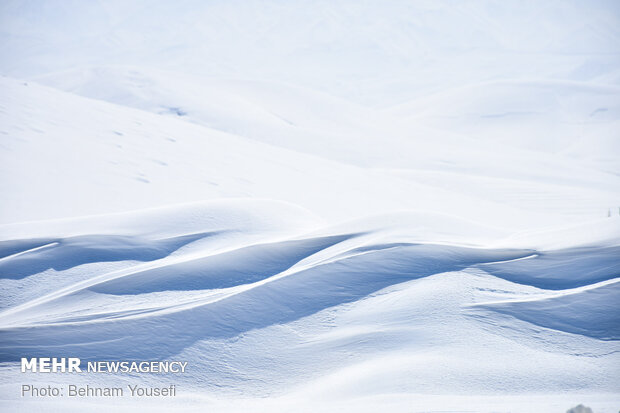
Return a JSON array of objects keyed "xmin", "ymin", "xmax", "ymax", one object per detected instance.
[
  {"xmin": 476, "ymin": 246, "xmax": 620, "ymax": 290},
  {"xmin": 0, "ymin": 203, "xmax": 617, "ymax": 372},
  {"xmin": 0, "ymin": 80, "xmax": 618, "ymax": 413},
  {"xmin": 0, "ymin": 232, "xmax": 215, "ymax": 279},
  {"xmin": 470, "ymin": 281, "xmax": 620, "ymax": 340},
  {"xmin": 1, "ymin": 2, "xmax": 619, "ymax": 409},
  {"xmin": 0, "ymin": 234, "xmax": 531, "ymax": 360},
  {"xmin": 88, "ymin": 234, "xmax": 357, "ymax": 294}
]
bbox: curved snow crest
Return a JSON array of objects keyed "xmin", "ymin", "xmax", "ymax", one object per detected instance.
[
  {"xmin": 0, "ymin": 202, "xmax": 618, "ymax": 363},
  {"xmin": 0, "ymin": 244, "xmax": 531, "ymax": 360},
  {"xmin": 468, "ymin": 279, "xmax": 620, "ymax": 340},
  {"xmin": 0, "ymin": 232, "xmax": 216, "ymax": 280}
]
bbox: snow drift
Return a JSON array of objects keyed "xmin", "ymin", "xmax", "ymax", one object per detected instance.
[{"xmin": 1, "ymin": 1, "xmax": 619, "ymax": 412}]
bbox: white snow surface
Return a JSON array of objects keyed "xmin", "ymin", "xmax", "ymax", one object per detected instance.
[{"xmin": 0, "ymin": 1, "xmax": 619, "ymax": 412}]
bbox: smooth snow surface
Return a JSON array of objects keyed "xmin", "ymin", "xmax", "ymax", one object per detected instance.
[{"xmin": 1, "ymin": 1, "xmax": 619, "ymax": 412}]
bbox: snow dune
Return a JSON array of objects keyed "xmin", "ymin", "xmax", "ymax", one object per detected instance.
[
  {"xmin": 1, "ymin": 1, "xmax": 619, "ymax": 411},
  {"xmin": 1, "ymin": 61, "xmax": 619, "ymax": 412},
  {"xmin": 1, "ymin": 69, "xmax": 619, "ymax": 413},
  {"xmin": 0, "ymin": 201, "xmax": 618, "ymax": 403}
]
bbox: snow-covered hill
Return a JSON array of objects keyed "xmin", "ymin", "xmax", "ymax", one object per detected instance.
[{"xmin": 0, "ymin": 1, "xmax": 619, "ymax": 412}]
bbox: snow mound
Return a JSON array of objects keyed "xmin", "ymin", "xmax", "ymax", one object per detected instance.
[
  {"xmin": 0, "ymin": 204, "xmax": 617, "ymax": 404},
  {"xmin": 1, "ymin": 1, "xmax": 619, "ymax": 409}
]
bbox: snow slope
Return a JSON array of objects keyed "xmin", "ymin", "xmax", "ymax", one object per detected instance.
[
  {"xmin": 2, "ymin": 76, "xmax": 618, "ymax": 227},
  {"xmin": 1, "ymin": 1, "xmax": 619, "ymax": 412},
  {"xmin": 0, "ymin": 200, "xmax": 618, "ymax": 413}
]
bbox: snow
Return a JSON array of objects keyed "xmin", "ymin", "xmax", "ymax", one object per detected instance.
[{"xmin": 0, "ymin": 0, "xmax": 619, "ymax": 412}]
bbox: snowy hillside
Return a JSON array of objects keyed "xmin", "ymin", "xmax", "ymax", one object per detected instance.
[{"xmin": 0, "ymin": 1, "xmax": 619, "ymax": 412}]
